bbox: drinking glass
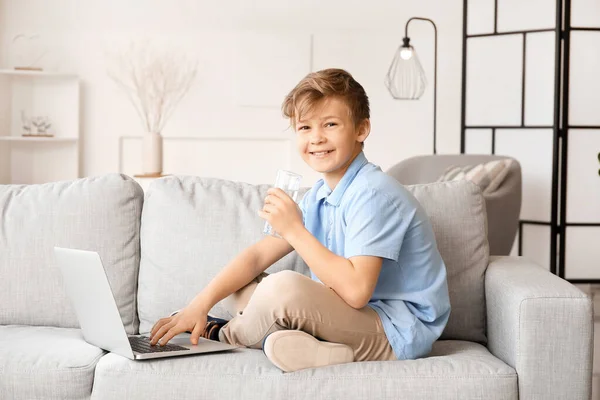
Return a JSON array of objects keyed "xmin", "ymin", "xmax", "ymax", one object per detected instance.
[{"xmin": 263, "ymin": 169, "xmax": 302, "ymax": 237}]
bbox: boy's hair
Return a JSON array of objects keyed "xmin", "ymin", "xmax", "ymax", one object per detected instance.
[{"xmin": 282, "ymin": 68, "xmax": 370, "ymax": 131}]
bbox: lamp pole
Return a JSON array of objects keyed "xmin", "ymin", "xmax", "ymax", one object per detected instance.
[{"xmin": 404, "ymin": 17, "xmax": 438, "ymax": 154}]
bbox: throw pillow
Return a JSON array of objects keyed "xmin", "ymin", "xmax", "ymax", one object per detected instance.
[{"xmin": 437, "ymin": 159, "xmax": 514, "ymax": 194}]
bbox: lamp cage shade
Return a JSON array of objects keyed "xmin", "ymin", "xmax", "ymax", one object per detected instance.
[{"xmin": 385, "ymin": 45, "xmax": 428, "ymax": 99}]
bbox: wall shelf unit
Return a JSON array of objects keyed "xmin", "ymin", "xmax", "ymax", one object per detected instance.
[{"xmin": 0, "ymin": 69, "xmax": 80, "ymax": 184}]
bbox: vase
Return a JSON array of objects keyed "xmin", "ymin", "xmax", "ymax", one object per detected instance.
[{"xmin": 142, "ymin": 132, "xmax": 163, "ymax": 175}]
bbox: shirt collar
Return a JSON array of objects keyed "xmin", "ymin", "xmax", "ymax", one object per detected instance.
[{"xmin": 315, "ymin": 151, "xmax": 368, "ymax": 207}]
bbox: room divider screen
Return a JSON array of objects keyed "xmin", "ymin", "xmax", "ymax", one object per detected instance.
[{"xmin": 460, "ymin": 0, "xmax": 600, "ymax": 283}]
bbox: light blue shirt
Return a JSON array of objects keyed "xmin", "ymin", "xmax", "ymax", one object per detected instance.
[{"xmin": 298, "ymin": 151, "xmax": 451, "ymax": 360}]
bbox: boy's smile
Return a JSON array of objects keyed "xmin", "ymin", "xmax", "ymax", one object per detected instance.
[
  {"xmin": 295, "ymin": 96, "xmax": 370, "ymax": 190},
  {"xmin": 309, "ymin": 150, "xmax": 334, "ymax": 157}
]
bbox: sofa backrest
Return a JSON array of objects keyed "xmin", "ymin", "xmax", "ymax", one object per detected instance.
[
  {"xmin": 138, "ymin": 176, "xmax": 489, "ymax": 344},
  {"xmin": 0, "ymin": 174, "xmax": 143, "ymax": 334}
]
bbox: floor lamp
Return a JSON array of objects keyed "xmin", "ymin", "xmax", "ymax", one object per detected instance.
[{"xmin": 385, "ymin": 17, "xmax": 438, "ymax": 154}]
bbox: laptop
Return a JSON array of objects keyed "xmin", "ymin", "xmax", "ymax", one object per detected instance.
[{"xmin": 54, "ymin": 247, "xmax": 239, "ymax": 360}]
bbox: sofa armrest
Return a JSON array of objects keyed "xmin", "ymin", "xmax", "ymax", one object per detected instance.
[{"xmin": 485, "ymin": 256, "xmax": 593, "ymax": 400}]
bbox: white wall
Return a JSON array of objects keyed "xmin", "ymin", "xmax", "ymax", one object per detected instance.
[{"xmin": 0, "ymin": 0, "xmax": 463, "ymax": 186}]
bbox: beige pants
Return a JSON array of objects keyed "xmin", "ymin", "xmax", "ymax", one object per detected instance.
[{"xmin": 219, "ymin": 270, "xmax": 396, "ymax": 362}]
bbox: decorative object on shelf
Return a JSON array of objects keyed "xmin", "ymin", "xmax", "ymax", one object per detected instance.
[
  {"xmin": 106, "ymin": 41, "xmax": 197, "ymax": 175},
  {"xmin": 385, "ymin": 17, "xmax": 438, "ymax": 154},
  {"xmin": 20, "ymin": 111, "xmax": 53, "ymax": 137},
  {"xmin": 11, "ymin": 34, "xmax": 47, "ymax": 71},
  {"xmin": 597, "ymin": 152, "xmax": 599, "ymax": 177},
  {"xmin": 142, "ymin": 131, "xmax": 163, "ymax": 174}
]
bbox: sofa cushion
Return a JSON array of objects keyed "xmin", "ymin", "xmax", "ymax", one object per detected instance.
[
  {"xmin": 407, "ymin": 181, "xmax": 489, "ymax": 343},
  {"xmin": 0, "ymin": 174, "xmax": 143, "ymax": 333},
  {"xmin": 0, "ymin": 325, "xmax": 105, "ymax": 400},
  {"xmin": 137, "ymin": 176, "xmax": 310, "ymax": 334},
  {"xmin": 91, "ymin": 340, "xmax": 515, "ymax": 400}
]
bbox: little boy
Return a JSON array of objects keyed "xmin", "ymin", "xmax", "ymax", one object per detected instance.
[{"xmin": 150, "ymin": 68, "xmax": 451, "ymax": 372}]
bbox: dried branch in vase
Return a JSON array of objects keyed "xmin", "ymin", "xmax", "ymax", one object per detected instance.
[{"xmin": 106, "ymin": 41, "xmax": 198, "ymax": 134}]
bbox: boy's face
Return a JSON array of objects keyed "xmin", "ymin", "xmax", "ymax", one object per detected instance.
[{"xmin": 295, "ymin": 96, "xmax": 370, "ymax": 189}]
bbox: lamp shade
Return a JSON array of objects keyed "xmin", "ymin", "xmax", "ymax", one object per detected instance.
[{"xmin": 385, "ymin": 44, "xmax": 428, "ymax": 99}]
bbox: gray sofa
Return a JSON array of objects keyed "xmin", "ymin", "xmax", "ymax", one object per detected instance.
[{"xmin": 0, "ymin": 173, "xmax": 593, "ymax": 400}]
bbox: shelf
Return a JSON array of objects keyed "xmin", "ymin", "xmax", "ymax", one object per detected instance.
[
  {"xmin": 0, "ymin": 69, "xmax": 77, "ymax": 79},
  {"xmin": 0, "ymin": 69, "xmax": 80, "ymax": 185},
  {"xmin": 133, "ymin": 173, "xmax": 170, "ymax": 178},
  {"xmin": 0, "ymin": 136, "xmax": 78, "ymax": 142}
]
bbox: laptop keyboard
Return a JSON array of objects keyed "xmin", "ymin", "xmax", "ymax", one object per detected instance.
[{"xmin": 129, "ymin": 336, "xmax": 190, "ymax": 354}]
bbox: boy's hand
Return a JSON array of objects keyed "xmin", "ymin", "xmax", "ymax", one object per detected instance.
[
  {"xmin": 149, "ymin": 307, "xmax": 208, "ymax": 346},
  {"xmin": 258, "ymin": 188, "xmax": 303, "ymax": 239}
]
